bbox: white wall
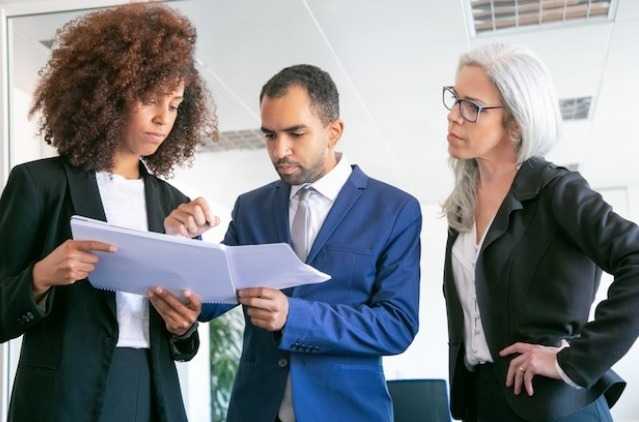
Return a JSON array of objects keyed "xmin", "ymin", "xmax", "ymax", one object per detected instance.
[{"xmin": 596, "ymin": 187, "xmax": 639, "ymax": 422}]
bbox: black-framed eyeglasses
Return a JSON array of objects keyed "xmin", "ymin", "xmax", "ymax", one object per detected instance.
[{"xmin": 442, "ymin": 86, "xmax": 503, "ymax": 123}]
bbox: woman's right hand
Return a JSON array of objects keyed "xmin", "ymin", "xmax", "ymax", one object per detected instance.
[
  {"xmin": 32, "ymin": 240, "xmax": 117, "ymax": 296},
  {"xmin": 164, "ymin": 197, "xmax": 220, "ymax": 238}
]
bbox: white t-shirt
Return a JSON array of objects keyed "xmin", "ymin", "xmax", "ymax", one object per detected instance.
[{"xmin": 96, "ymin": 171, "xmax": 150, "ymax": 349}]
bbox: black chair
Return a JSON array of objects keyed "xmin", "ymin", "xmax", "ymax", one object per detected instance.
[{"xmin": 387, "ymin": 378, "xmax": 452, "ymax": 422}]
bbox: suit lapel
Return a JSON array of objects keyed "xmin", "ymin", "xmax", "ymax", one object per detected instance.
[
  {"xmin": 63, "ymin": 161, "xmax": 116, "ymax": 322},
  {"xmin": 444, "ymin": 228, "xmax": 460, "ymax": 290},
  {"xmin": 273, "ymin": 181, "xmax": 292, "ymax": 244},
  {"xmin": 63, "ymin": 161, "xmax": 107, "ymax": 222},
  {"xmin": 473, "ymin": 157, "xmax": 554, "ymax": 352},
  {"xmin": 480, "ymin": 192, "xmax": 523, "ymax": 254},
  {"xmin": 141, "ymin": 167, "xmax": 164, "ymax": 234},
  {"xmin": 443, "ymin": 228, "xmax": 465, "ymax": 339},
  {"xmin": 474, "ymin": 195, "xmax": 522, "ymax": 351},
  {"xmin": 306, "ymin": 166, "xmax": 367, "ymax": 264},
  {"xmin": 479, "ymin": 157, "xmax": 557, "ymax": 255}
]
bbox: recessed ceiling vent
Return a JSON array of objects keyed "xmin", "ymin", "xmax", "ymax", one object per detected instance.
[
  {"xmin": 470, "ymin": 0, "xmax": 613, "ymax": 34},
  {"xmin": 559, "ymin": 96, "xmax": 593, "ymax": 120},
  {"xmin": 199, "ymin": 129, "xmax": 264, "ymax": 153}
]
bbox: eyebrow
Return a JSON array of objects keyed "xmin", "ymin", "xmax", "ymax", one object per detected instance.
[
  {"xmin": 451, "ymin": 88, "xmax": 486, "ymax": 104},
  {"xmin": 261, "ymin": 125, "xmax": 308, "ymax": 133}
]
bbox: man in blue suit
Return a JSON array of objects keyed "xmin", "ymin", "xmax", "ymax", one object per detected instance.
[{"xmin": 164, "ymin": 64, "xmax": 422, "ymax": 421}]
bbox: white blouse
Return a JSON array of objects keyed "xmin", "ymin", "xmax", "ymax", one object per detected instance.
[{"xmin": 451, "ymin": 222, "xmax": 494, "ymax": 367}]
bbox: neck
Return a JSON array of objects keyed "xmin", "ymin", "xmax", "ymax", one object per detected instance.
[
  {"xmin": 476, "ymin": 147, "xmax": 518, "ymax": 187},
  {"xmin": 111, "ymin": 149, "xmax": 141, "ymax": 179},
  {"xmin": 321, "ymin": 151, "xmax": 339, "ymax": 176}
]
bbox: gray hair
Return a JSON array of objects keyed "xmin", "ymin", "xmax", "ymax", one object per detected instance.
[{"xmin": 443, "ymin": 43, "xmax": 561, "ymax": 232}]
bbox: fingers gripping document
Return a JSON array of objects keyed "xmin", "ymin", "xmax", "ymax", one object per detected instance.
[{"xmin": 70, "ymin": 216, "xmax": 331, "ymax": 303}]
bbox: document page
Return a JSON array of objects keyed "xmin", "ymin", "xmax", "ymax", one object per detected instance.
[{"xmin": 70, "ymin": 216, "xmax": 330, "ymax": 303}]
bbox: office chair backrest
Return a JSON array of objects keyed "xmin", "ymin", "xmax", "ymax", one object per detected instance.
[{"xmin": 387, "ymin": 378, "xmax": 452, "ymax": 422}]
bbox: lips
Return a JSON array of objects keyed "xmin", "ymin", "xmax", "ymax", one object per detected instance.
[
  {"xmin": 447, "ymin": 132, "xmax": 464, "ymax": 143},
  {"xmin": 144, "ymin": 132, "xmax": 166, "ymax": 144},
  {"xmin": 276, "ymin": 164, "xmax": 299, "ymax": 175}
]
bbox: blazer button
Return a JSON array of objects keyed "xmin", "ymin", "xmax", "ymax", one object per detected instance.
[{"xmin": 278, "ymin": 358, "xmax": 288, "ymax": 368}]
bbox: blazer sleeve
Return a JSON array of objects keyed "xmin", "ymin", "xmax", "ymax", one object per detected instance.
[
  {"xmin": 0, "ymin": 165, "xmax": 55, "ymax": 342},
  {"xmin": 551, "ymin": 172, "xmax": 639, "ymax": 388},
  {"xmin": 278, "ymin": 198, "xmax": 422, "ymax": 356}
]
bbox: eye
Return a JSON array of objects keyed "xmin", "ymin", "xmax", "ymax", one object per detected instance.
[
  {"xmin": 262, "ymin": 132, "xmax": 275, "ymax": 140},
  {"xmin": 291, "ymin": 131, "xmax": 305, "ymax": 137},
  {"xmin": 461, "ymin": 100, "xmax": 480, "ymax": 114}
]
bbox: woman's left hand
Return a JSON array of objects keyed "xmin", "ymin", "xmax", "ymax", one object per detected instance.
[
  {"xmin": 148, "ymin": 287, "xmax": 201, "ymax": 336},
  {"xmin": 499, "ymin": 342, "xmax": 563, "ymax": 396}
]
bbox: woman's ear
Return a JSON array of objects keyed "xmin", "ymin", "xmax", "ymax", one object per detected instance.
[{"xmin": 506, "ymin": 116, "xmax": 522, "ymax": 145}]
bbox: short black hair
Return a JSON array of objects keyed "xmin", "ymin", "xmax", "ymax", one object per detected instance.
[{"xmin": 259, "ymin": 64, "xmax": 339, "ymax": 125}]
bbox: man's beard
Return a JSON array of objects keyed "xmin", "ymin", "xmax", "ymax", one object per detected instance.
[{"xmin": 274, "ymin": 158, "xmax": 324, "ymax": 185}]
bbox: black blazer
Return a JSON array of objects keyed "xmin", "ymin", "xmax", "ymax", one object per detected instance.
[
  {"xmin": 0, "ymin": 157, "xmax": 199, "ymax": 422},
  {"xmin": 443, "ymin": 157, "xmax": 638, "ymax": 422}
]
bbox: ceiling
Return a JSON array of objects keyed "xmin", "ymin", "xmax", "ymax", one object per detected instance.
[{"xmin": 5, "ymin": 0, "xmax": 639, "ymax": 203}]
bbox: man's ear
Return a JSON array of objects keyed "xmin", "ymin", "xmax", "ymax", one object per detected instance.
[{"xmin": 327, "ymin": 119, "xmax": 344, "ymax": 148}]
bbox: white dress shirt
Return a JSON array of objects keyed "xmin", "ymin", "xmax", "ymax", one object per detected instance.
[
  {"xmin": 278, "ymin": 154, "xmax": 352, "ymax": 422},
  {"xmin": 96, "ymin": 171, "xmax": 150, "ymax": 349},
  {"xmin": 452, "ymin": 221, "xmax": 581, "ymax": 388}
]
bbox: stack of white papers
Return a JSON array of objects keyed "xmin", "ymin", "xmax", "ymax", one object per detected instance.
[{"xmin": 70, "ymin": 216, "xmax": 331, "ymax": 303}]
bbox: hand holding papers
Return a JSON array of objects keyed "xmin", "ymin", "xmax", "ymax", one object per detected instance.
[{"xmin": 70, "ymin": 216, "xmax": 331, "ymax": 303}]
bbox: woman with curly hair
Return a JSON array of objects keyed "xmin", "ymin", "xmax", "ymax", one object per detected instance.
[{"xmin": 0, "ymin": 4, "xmax": 217, "ymax": 422}]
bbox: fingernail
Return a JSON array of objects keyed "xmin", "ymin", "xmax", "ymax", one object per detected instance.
[
  {"xmin": 156, "ymin": 287, "xmax": 163, "ymax": 294},
  {"xmin": 184, "ymin": 289, "xmax": 191, "ymax": 297}
]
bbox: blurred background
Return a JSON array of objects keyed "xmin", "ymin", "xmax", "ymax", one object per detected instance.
[{"xmin": 1, "ymin": 0, "xmax": 638, "ymax": 420}]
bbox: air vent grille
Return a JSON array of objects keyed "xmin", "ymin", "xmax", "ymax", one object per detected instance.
[{"xmin": 470, "ymin": 0, "xmax": 612, "ymax": 34}]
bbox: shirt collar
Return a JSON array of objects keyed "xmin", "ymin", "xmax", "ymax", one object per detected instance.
[{"xmin": 290, "ymin": 153, "xmax": 352, "ymax": 201}]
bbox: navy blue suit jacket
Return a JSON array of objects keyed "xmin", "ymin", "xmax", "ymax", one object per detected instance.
[{"xmin": 201, "ymin": 165, "xmax": 422, "ymax": 421}]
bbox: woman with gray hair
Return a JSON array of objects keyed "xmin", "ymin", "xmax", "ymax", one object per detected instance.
[{"xmin": 442, "ymin": 42, "xmax": 638, "ymax": 421}]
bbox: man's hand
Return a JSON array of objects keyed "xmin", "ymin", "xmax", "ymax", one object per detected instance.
[
  {"xmin": 499, "ymin": 342, "xmax": 563, "ymax": 396},
  {"xmin": 238, "ymin": 287, "xmax": 289, "ymax": 332},
  {"xmin": 148, "ymin": 287, "xmax": 202, "ymax": 336},
  {"xmin": 164, "ymin": 197, "xmax": 220, "ymax": 238},
  {"xmin": 32, "ymin": 240, "xmax": 117, "ymax": 298}
]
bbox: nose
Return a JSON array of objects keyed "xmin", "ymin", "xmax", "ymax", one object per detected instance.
[
  {"xmin": 447, "ymin": 101, "xmax": 464, "ymax": 125},
  {"xmin": 271, "ymin": 136, "xmax": 292, "ymax": 160},
  {"xmin": 152, "ymin": 105, "xmax": 170, "ymax": 126}
]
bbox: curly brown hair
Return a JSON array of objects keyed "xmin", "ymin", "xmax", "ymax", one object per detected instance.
[{"xmin": 30, "ymin": 3, "xmax": 217, "ymax": 177}]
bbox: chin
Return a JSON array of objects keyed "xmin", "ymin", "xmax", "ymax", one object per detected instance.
[
  {"xmin": 448, "ymin": 145, "xmax": 475, "ymax": 161},
  {"xmin": 278, "ymin": 173, "xmax": 303, "ymax": 185},
  {"xmin": 140, "ymin": 146, "xmax": 161, "ymax": 157},
  {"xmin": 447, "ymin": 145, "xmax": 463, "ymax": 159}
]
